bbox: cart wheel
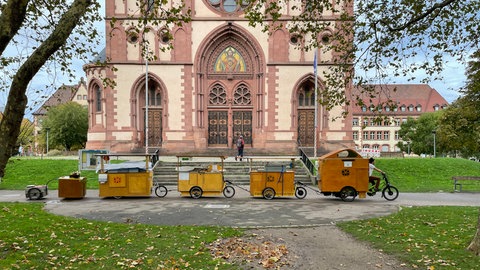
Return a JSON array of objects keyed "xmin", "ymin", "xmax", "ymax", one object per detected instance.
[
  {"xmin": 295, "ymin": 186, "xmax": 307, "ymax": 199},
  {"xmin": 382, "ymin": 185, "xmax": 399, "ymax": 201},
  {"xmin": 339, "ymin": 186, "xmax": 357, "ymax": 202},
  {"xmin": 27, "ymin": 188, "xmax": 42, "ymax": 200},
  {"xmin": 190, "ymin": 186, "xmax": 203, "ymax": 199},
  {"xmin": 113, "ymin": 196, "xmax": 122, "ymax": 199},
  {"xmin": 154, "ymin": 185, "xmax": 168, "ymax": 198},
  {"xmin": 223, "ymin": 186, "xmax": 235, "ymax": 198},
  {"xmin": 262, "ymin": 187, "xmax": 275, "ymax": 200}
]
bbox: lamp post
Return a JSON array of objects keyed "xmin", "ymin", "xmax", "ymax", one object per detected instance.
[
  {"xmin": 432, "ymin": 130, "xmax": 436, "ymax": 158},
  {"xmin": 45, "ymin": 127, "xmax": 50, "ymax": 154},
  {"xmin": 407, "ymin": 141, "xmax": 410, "ymax": 155}
]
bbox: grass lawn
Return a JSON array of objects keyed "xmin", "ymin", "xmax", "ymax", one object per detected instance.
[
  {"xmin": 1, "ymin": 158, "xmax": 100, "ymax": 190},
  {"xmin": 0, "ymin": 202, "xmax": 242, "ymax": 269},
  {"xmin": 375, "ymin": 158, "xmax": 480, "ymax": 192},
  {"xmin": 338, "ymin": 206, "xmax": 480, "ymax": 270}
]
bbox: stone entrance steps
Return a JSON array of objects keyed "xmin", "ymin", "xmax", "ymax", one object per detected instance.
[{"xmin": 153, "ymin": 157, "xmax": 313, "ymax": 186}]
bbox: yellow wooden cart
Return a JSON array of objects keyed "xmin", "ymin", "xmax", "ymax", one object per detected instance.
[
  {"xmin": 249, "ymin": 160, "xmax": 307, "ymax": 200},
  {"xmin": 317, "ymin": 148, "xmax": 369, "ymax": 201},
  {"xmin": 96, "ymin": 154, "xmax": 153, "ymax": 198},
  {"xmin": 176, "ymin": 156, "xmax": 235, "ymax": 199}
]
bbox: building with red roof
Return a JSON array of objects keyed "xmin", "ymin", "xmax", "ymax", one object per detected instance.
[{"xmin": 351, "ymin": 84, "xmax": 449, "ymax": 154}]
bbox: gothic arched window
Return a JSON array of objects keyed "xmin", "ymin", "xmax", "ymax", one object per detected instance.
[
  {"xmin": 298, "ymin": 84, "xmax": 315, "ymax": 108},
  {"xmin": 214, "ymin": 46, "xmax": 246, "ymax": 73},
  {"xmin": 209, "ymin": 84, "xmax": 227, "ymax": 105},
  {"xmin": 95, "ymin": 84, "xmax": 102, "ymax": 112},
  {"xmin": 233, "ymin": 84, "xmax": 251, "ymax": 105}
]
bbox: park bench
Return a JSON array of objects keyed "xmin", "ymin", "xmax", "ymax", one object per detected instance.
[{"xmin": 452, "ymin": 176, "xmax": 480, "ymax": 192}]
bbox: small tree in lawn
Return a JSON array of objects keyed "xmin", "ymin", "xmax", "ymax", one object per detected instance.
[
  {"xmin": 397, "ymin": 112, "xmax": 442, "ymax": 156},
  {"xmin": 41, "ymin": 102, "xmax": 88, "ymax": 151}
]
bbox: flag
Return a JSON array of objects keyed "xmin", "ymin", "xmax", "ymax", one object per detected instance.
[{"xmin": 313, "ymin": 49, "xmax": 317, "ymax": 75}]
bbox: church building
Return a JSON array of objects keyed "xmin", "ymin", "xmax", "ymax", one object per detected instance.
[{"xmin": 84, "ymin": 0, "xmax": 354, "ymax": 155}]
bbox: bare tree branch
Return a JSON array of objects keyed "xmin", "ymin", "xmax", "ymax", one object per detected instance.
[{"xmin": 380, "ymin": 0, "xmax": 458, "ymax": 32}]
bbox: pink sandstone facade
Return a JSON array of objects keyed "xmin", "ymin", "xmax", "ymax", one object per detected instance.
[{"xmin": 83, "ymin": 0, "xmax": 356, "ymax": 155}]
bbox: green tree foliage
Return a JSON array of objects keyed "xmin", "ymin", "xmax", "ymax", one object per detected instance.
[
  {"xmin": 0, "ymin": 0, "xmax": 190, "ymax": 178},
  {"xmin": 0, "ymin": 0, "xmax": 101, "ymax": 178},
  {"xmin": 439, "ymin": 49, "xmax": 480, "ymax": 158},
  {"xmin": 17, "ymin": 118, "xmax": 35, "ymax": 153},
  {"xmin": 246, "ymin": 0, "xmax": 480, "ymax": 106},
  {"xmin": 397, "ymin": 112, "xmax": 442, "ymax": 156},
  {"xmin": 1, "ymin": 111, "xmax": 34, "ymax": 156},
  {"xmin": 41, "ymin": 102, "xmax": 88, "ymax": 151}
]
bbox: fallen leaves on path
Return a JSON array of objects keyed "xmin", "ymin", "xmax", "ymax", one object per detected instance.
[{"xmin": 208, "ymin": 233, "xmax": 292, "ymax": 269}]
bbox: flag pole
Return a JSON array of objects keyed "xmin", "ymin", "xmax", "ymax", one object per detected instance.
[
  {"xmin": 145, "ymin": 44, "xmax": 149, "ymax": 155},
  {"xmin": 144, "ymin": 2, "xmax": 153, "ymax": 155},
  {"xmin": 313, "ymin": 49, "xmax": 318, "ymax": 158}
]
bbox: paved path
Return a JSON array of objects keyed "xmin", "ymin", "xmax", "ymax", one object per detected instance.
[{"xmin": 1, "ymin": 188, "xmax": 478, "ymax": 227}]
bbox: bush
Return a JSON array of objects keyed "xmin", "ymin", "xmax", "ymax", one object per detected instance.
[{"xmin": 46, "ymin": 149, "xmax": 63, "ymax": 156}]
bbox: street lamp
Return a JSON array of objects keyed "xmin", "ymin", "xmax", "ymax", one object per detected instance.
[
  {"xmin": 45, "ymin": 127, "xmax": 50, "ymax": 154},
  {"xmin": 407, "ymin": 141, "xmax": 411, "ymax": 155},
  {"xmin": 432, "ymin": 130, "xmax": 436, "ymax": 158}
]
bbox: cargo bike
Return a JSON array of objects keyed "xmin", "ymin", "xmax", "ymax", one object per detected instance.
[
  {"xmin": 297, "ymin": 148, "xmax": 399, "ymax": 202},
  {"xmin": 154, "ymin": 156, "xmax": 235, "ymax": 199}
]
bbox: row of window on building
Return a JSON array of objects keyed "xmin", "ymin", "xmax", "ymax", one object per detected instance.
[
  {"xmin": 360, "ymin": 144, "xmax": 398, "ymax": 153},
  {"xmin": 361, "ymin": 104, "xmax": 445, "ymax": 113},
  {"xmin": 353, "ymin": 130, "xmax": 401, "ymax": 141},
  {"xmin": 352, "ymin": 117, "xmax": 410, "ymax": 127}
]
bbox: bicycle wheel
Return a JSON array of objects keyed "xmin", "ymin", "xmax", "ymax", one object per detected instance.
[
  {"xmin": 262, "ymin": 187, "xmax": 275, "ymax": 200},
  {"xmin": 339, "ymin": 186, "xmax": 357, "ymax": 202},
  {"xmin": 154, "ymin": 185, "xmax": 168, "ymax": 198},
  {"xmin": 27, "ymin": 188, "xmax": 42, "ymax": 200},
  {"xmin": 295, "ymin": 186, "xmax": 307, "ymax": 199},
  {"xmin": 223, "ymin": 186, "xmax": 235, "ymax": 198},
  {"xmin": 382, "ymin": 185, "xmax": 399, "ymax": 201},
  {"xmin": 190, "ymin": 186, "xmax": 203, "ymax": 199}
]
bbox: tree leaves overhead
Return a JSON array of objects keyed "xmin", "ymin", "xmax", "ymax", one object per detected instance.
[
  {"xmin": 245, "ymin": 0, "xmax": 480, "ymax": 108},
  {"xmin": 1, "ymin": 0, "xmax": 102, "ymax": 83}
]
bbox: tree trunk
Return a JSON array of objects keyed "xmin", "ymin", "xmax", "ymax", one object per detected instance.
[
  {"xmin": 0, "ymin": 0, "xmax": 30, "ymax": 54},
  {"xmin": 467, "ymin": 209, "xmax": 480, "ymax": 255},
  {"xmin": 0, "ymin": 0, "xmax": 93, "ymax": 178}
]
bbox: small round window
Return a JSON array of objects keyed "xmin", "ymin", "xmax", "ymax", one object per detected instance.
[
  {"xmin": 127, "ymin": 31, "xmax": 139, "ymax": 44},
  {"xmin": 207, "ymin": 0, "xmax": 252, "ymax": 14},
  {"xmin": 290, "ymin": 34, "xmax": 301, "ymax": 45},
  {"xmin": 321, "ymin": 32, "xmax": 332, "ymax": 45},
  {"xmin": 159, "ymin": 29, "xmax": 171, "ymax": 44}
]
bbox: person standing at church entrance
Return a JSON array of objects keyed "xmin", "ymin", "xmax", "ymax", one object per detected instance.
[{"xmin": 235, "ymin": 135, "xmax": 244, "ymax": 161}]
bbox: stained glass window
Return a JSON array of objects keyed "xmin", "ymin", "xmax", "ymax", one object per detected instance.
[
  {"xmin": 214, "ymin": 46, "xmax": 246, "ymax": 73},
  {"xmin": 208, "ymin": 0, "xmax": 251, "ymax": 13}
]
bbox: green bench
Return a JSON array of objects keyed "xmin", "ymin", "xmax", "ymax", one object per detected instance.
[{"xmin": 452, "ymin": 176, "xmax": 480, "ymax": 192}]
